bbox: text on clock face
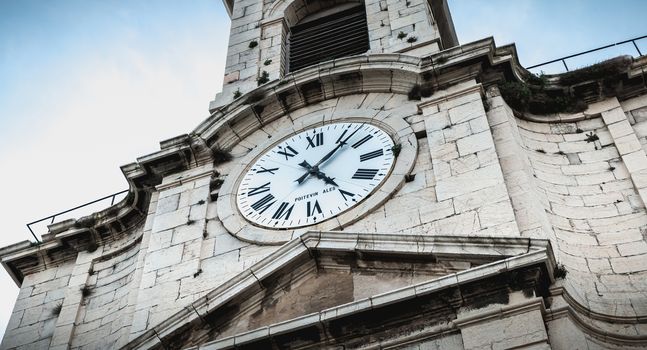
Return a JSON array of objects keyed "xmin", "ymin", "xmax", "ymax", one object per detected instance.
[{"xmin": 237, "ymin": 122, "xmax": 395, "ymax": 229}]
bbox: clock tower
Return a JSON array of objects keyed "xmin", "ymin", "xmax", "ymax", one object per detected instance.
[{"xmin": 3, "ymin": 1, "xmax": 647, "ymax": 349}]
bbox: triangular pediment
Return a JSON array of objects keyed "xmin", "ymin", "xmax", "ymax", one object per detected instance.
[
  {"xmin": 124, "ymin": 233, "xmax": 555, "ymax": 349},
  {"xmin": 205, "ymin": 249, "xmax": 477, "ymax": 340}
]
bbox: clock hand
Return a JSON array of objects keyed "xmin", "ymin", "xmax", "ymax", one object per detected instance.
[
  {"xmin": 316, "ymin": 172, "xmax": 338, "ymax": 187},
  {"xmin": 295, "ymin": 172, "xmax": 309, "ymax": 184},
  {"xmin": 295, "ymin": 160, "xmax": 338, "ymax": 186},
  {"xmin": 312, "ymin": 143, "xmax": 344, "ymax": 168},
  {"xmin": 298, "ymin": 160, "xmax": 313, "ymax": 169},
  {"xmin": 295, "ymin": 125, "xmax": 364, "ymax": 185},
  {"xmin": 295, "ymin": 160, "xmax": 313, "ymax": 184},
  {"xmin": 313, "ymin": 124, "xmax": 364, "ymax": 167}
]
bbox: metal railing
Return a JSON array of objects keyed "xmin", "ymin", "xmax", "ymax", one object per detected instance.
[
  {"xmin": 26, "ymin": 190, "xmax": 129, "ymax": 243},
  {"xmin": 526, "ymin": 35, "xmax": 646, "ymax": 73}
]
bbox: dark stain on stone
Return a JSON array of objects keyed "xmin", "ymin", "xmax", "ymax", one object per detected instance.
[
  {"xmin": 300, "ymin": 80, "xmax": 323, "ymax": 104},
  {"xmin": 273, "ymin": 324, "xmax": 322, "ymax": 348}
]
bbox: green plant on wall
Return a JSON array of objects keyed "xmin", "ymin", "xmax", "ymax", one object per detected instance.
[
  {"xmin": 559, "ymin": 57, "xmax": 630, "ymax": 86},
  {"xmin": 391, "ymin": 144, "xmax": 402, "ymax": 158},
  {"xmin": 499, "ymin": 81, "xmax": 588, "ymax": 115},
  {"xmin": 257, "ymin": 71, "xmax": 270, "ymax": 86},
  {"xmin": 499, "ymin": 57, "xmax": 631, "ymax": 115}
]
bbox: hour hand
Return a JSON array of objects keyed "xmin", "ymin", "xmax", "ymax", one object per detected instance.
[
  {"xmin": 319, "ymin": 174, "xmax": 339, "ymax": 187},
  {"xmin": 295, "ymin": 160, "xmax": 312, "ymax": 184},
  {"xmin": 295, "ymin": 171, "xmax": 309, "ymax": 184},
  {"xmin": 298, "ymin": 160, "xmax": 313, "ymax": 170}
]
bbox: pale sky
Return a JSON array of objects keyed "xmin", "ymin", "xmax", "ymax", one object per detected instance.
[{"xmin": 0, "ymin": 0, "xmax": 645, "ymax": 341}]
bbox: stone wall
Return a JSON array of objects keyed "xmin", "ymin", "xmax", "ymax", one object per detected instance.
[
  {"xmin": 69, "ymin": 241, "xmax": 141, "ymax": 349},
  {"xmin": 346, "ymin": 82, "xmax": 520, "ymax": 240},
  {"xmin": 487, "ymin": 90, "xmax": 647, "ymax": 320},
  {"xmin": 623, "ymin": 97, "xmax": 647, "ymax": 158},
  {"xmin": 127, "ymin": 165, "xmax": 277, "ymax": 341},
  {"xmin": 212, "ymin": 0, "xmax": 443, "ymax": 110},
  {"xmin": 3, "ymin": 64, "xmax": 647, "ymax": 348},
  {"xmin": 0, "ymin": 264, "xmax": 73, "ymax": 349}
]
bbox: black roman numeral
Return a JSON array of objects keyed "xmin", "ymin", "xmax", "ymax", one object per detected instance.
[
  {"xmin": 360, "ymin": 149, "xmax": 384, "ymax": 162},
  {"xmin": 306, "ymin": 132, "xmax": 324, "ymax": 149},
  {"xmin": 352, "ymin": 169, "xmax": 379, "ymax": 180},
  {"xmin": 338, "ymin": 189, "xmax": 355, "ymax": 201},
  {"xmin": 277, "ymin": 145, "xmax": 298, "ymax": 160},
  {"xmin": 307, "ymin": 200, "xmax": 322, "ymax": 217},
  {"xmin": 248, "ymin": 182, "xmax": 271, "ymax": 196},
  {"xmin": 272, "ymin": 202, "xmax": 294, "ymax": 220},
  {"xmin": 351, "ymin": 134, "xmax": 373, "ymax": 149},
  {"xmin": 256, "ymin": 167, "xmax": 278, "ymax": 174},
  {"xmin": 251, "ymin": 194, "xmax": 275, "ymax": 214}
]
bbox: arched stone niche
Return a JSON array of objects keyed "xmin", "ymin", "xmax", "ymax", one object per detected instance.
[
  {"xmin": 266, "ymin": 0, "xmax": 364, "ymax": 26},
  {"xmin": 262, "ymin": 0, "xmax": 368, "ymax": 76}
]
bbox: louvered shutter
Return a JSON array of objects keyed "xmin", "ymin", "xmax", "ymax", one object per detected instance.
[{"xmin": 288, "ymin": 5, "xmax": 369, "ymax": 73}]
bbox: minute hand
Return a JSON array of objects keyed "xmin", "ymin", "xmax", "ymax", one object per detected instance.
[
  {"xmin": 313, "ymin": 125, "xmax": 364, "ymax": 167},
  {"xmin": 313, "ymin": 143, "xmax": 344, "ymax": 167}
]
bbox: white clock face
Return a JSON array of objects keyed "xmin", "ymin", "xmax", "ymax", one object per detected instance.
[{"xmin": 236, "ymin": 122, "xmax": 395, "ymax": 229}]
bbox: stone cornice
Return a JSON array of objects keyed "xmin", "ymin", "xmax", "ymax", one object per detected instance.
[
  {"xmin": 124, "ymin": 231, "xmax": 647, "ymax": 349},
  {"xmin": 0, "ymin": 139, "xmax": 194, "ymax": 285},
  {"xmin": 416, "ymin": 82, "xmax": 485, "ymax": 113},
  {"xmin": 123, "ymin": 232, "xmax": 556, "ymax": 350},
  {"xmin": 453, "ymin": 297, "xmax": 547, "ymax": 328},
  {"xmin": 546, "ymin": 286, "xmax": 647, "ymax": 346}
]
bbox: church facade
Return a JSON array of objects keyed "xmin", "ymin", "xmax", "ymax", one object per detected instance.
[{"xmin": 2, "ymin": 0, "xmax": 647, "ymax": 349}]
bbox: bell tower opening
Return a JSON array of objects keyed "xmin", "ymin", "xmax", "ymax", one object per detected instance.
[{"xmin": 285, "ymin": 2, "xmax": 369, "ymax": 73}]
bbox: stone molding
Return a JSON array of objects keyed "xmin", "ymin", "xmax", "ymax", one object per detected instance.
[
  {"xmin": 156, "ymin": 168, "xmax": 216, "ymax": 192},
  {"xmin": 547, "ymin": 286, "xmax": 647, "ymax": 346},
  {"xmin": 454, "ymin": 297, "xmax": 546, "ymax": 329},
  {"xmin": 122, "ymin": 231, "xmax": 647, "ymax": 348},
  {"xmin": 123, "ymin": 232, "xmax": 556, "ymax": 349},
  {"xmin": 0, "ymin": 138, "xmax": 194, "ymax": 285},
  {"xmin": 216, "ymin": 111, "xmax": 418, "ymax": 244},
  {"xmin": 417, "ymin": 82, "xmax": 485, "ymax": 114}
]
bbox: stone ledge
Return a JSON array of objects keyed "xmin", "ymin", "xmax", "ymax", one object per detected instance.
[
  {"xmin": 178, "ymin": 251, "xmax": 550, "ymax": 349},
  {"xmin": 454, "ymin": 297, "xmax": 546, "ymax": 328},
  {"xmin": 123, "ymin": 232, "xmax": 554, "ymax": 350},
  {"xmin": 0, "ymin": 142, "xmax": 195, "ymax": 286}
]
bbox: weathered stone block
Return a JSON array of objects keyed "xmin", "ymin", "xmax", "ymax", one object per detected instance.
[
  {"xmin": 152, "ymin": 207, "xmax": 191, "ymax": 233},
  {"xmin": 172, "ymin": 225, "xmax": 204, "ymax": 245},
  {"xmin": 156, "ymin": 194, "xmax": 180, "ymax": 215},
  {"xmin": 607, "ymin": 120, "xmax": 633, "ymax": 139},
  {"xmin": 435, "ymin": 165, "xmax": 505, "ymax": 201},
  {"xmin": 144, "ymin": 244, "xmax": 184, "ymax": 272},
  {"xmin": 448, "ymin": 100, "xmax": 484, "ymax": 125},
  {"xmin": 432, "ymin": 211, "xmax": 481, "ymax": 235},
  {"xmin": 622, "ymin": 150, "xmax": 647, "ymax": 173},
  {"xmin": 610, "ymin": 254, "xmax": 647, "ymax": 273},
  {"xmin": 460, "ymin": 308, "xmax": 548, "ymax": 350}
]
